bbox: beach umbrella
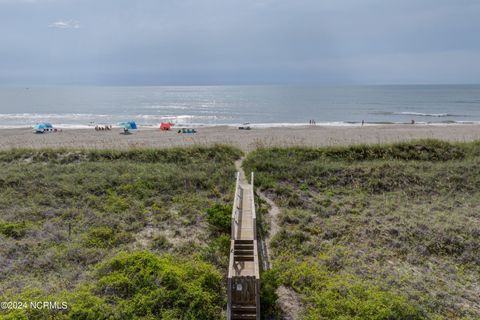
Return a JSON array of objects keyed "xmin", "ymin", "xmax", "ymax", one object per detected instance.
[{"xmin": 118, "ymin": 121, "xmax": 138, "ymax": 130}]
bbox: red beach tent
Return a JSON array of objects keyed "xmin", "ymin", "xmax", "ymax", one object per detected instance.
[{"xmin": 160, "ymin": 122, "xmax": 173, "ymax": 130}]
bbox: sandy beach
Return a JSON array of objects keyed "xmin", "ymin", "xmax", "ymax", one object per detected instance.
[{"xmin": 1, "ymin": 124, "xmax": 480, "ymax": 151}]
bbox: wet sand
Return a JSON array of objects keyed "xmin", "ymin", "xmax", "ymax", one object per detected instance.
[{"xmin": 1, "ymin": 124, "xmax": 480, "ymax": 152}]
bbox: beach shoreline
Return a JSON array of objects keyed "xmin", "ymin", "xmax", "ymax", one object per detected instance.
[{"xmin": 1, "ymin": 123, "xmax": 480, "ymax": 151}]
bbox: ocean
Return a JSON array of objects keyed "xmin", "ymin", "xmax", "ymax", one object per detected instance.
[{"xmin": 0, "ymin": 85, "xmax": 479, "ymax": 128}]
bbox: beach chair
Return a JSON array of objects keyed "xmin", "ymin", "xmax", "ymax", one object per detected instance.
[
  {"xmin": 179, "ymin": 128, "xmax": 197, "ymax": 134},
  {"xmin": 239, "ymin": 123, "xmax": 251, "ymax": 130}
]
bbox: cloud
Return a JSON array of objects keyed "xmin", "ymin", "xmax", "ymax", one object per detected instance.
[{"xmin": 49, "ymin": 20, "xmax": 80, "ymax": 29}]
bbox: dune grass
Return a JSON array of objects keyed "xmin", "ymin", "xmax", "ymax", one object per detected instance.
[
  {"xmin": 244, "ymin": 140, "xmax": 480, "ymax": 320},
  {"xmin": 2, "ymin": 140, "xmax": 479, "ymax": 319},
  {"xmin": 0, "ymin": 145, "xmax": 242, "ymax": 319}
]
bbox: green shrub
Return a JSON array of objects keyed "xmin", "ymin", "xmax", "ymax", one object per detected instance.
[
  {"xmin": 94, "ymin": 251, "xmax": 224, "ymax": 319},
  {"xmin": 62, "ymin": 288, "xmax": 114, "ymax": 320},
  {"xmin": 202, "ymin": 234, "xmax": 231, "ymax": 267},
  {"xmin": 260, "ymin": 269, "xmax": 281, "ymax": 319},
  {"xmin": 0, "ymin": 220, "xmax": 28, "ymax": 239},
  {"xmin": 0, "ymin": 287, "xmax": 112, "ymax": 320},
  {"xmin": 275, "ymin": 258, "xmax": 423, "ymax": 320},
  {"xmin": 306, "ymin": 280, "xmax": 423, "ymax": 320},
  {"xmin": 206, "ymin": 204, "xmax": 232, "ymax": 233},
  {"xmin": 103, "ymin": 192, "xmax": 131, "ymax": 212},
  {"xmin": 0, "ymin": 251, "xmax": 226, "ymax": 319},
  {"xmin": 83, "ymin": 227, "xmax": 134, "ymax": 248}
]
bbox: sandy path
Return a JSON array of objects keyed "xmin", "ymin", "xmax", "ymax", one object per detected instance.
[
  {"xmin": 258, "ymin": 191, "xmax": 302, "ymax": 320},
  {"xmin": 258, "ymin": 192, "xmax": 281, "ymax": 250}
]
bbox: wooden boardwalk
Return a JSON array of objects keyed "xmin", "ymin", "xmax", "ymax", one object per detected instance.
[{"xmin": 227, "ymin": 172, "xmax": 260, "ymax": 320}]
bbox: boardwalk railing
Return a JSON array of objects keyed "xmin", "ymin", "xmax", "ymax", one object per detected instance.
[
  {"xmin": 251, "ymin": 172, "xmax": 257, "ymax": 240},
  {"xmin": 227, "ymin": 172, "xmax": 260, "ymax": 320},
  {"xmin": 231, "ymin": 172, "xmax": 241, "ymax": 237}
]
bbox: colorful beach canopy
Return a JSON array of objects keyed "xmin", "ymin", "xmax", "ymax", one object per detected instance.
[
  {"xmin": 160, "ymin": 122, "xmax": 173, "ymax": 130},
  {"xmin": 118, "ymin": 121, "xmax": 138, "ymax": 130},
  {"xmin": 33, "ymin": 122, "xmax": 53, "ymax": 132}
]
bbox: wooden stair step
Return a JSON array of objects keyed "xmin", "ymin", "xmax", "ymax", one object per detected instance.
[
  {"xmin": 234, "ymin": 243, "xmax": 253, "ymax": 249},
  {"xmin": 234, "ymin": 245, "xmax": 254, "ymax": 250},
  {"xmin": 232, "ymin": 305, "xmax": 256, "ymax": 313},
  {"xmin": 235, "ymin": 239, "xmax": 254, "ymax": 244},
  {"xmin": 234, "ymin": 256, "xmax": 254, "ymax": 261},
  {"xmin": 232, "ymin": 309, "xmax": 257, "ymax": 320},
  {"xmin": 232, "ymin": 315, "xmax": 257, "ymax": 320},
  {"xmin": 234, "ymin": 250, "xmax": 254, "ymax": 256}
]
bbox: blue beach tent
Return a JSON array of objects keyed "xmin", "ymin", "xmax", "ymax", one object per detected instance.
[
  {"xmin": 118, "ymin": 121, "xmax": 138, "ymax": 130},
  {"xmin": 33, "ymin": 122, "xmax": 53, "ymax": 133}
]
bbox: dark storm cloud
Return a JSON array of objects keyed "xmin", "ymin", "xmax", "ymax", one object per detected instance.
[{"xmin": 1, "ymin": 0, "xmax": 479, "ymax": 85}]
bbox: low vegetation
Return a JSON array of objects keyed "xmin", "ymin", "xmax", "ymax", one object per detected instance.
[
  {"xmin": 245, "ymin": 140, "xmax": 480, "ymax": 319},
  {"xmin": 0, "ymin": 146, "xmax": 241, "ymax": 319},
  {"xmin": 3, "ymin": 140, "xmax": 479, "ymax": 319},
  {"xmin": 206, "ymin": 204, "xmax": 232, "ymax": 234}
]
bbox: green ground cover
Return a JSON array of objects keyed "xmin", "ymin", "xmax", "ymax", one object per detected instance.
[
  {"xmin": 245, "ymin": 140, "xmax": 480, "ymax": 320},
  {"xmin": 2, "ymin": 141, "xmax": 479, "ymax": 319},
  {"xmin": 0, "ymin": 146, "xmax": 241, "ymax": 319}
]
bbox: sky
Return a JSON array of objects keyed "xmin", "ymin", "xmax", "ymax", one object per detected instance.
[{"xmin": 1, "ymin": 0, "xmax": 480, "ymax": 85}]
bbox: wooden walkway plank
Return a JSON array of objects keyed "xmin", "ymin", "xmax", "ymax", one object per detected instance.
[{"xmin": 227, "ymin": 172, "xmax": 260, "ymax": 320}]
